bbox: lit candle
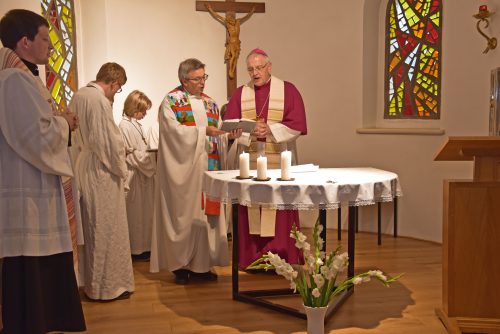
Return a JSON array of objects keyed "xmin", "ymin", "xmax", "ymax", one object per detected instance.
[
  {"xmin": 256, "ymin": 156, "xmax": 267, "ymax": 180},
  {"xmin": 280, "ymin": 150, "xmax": 292, "ymax": 180},
  {"xmin": 239, "ymin": 152, "xmax": 250, "ymax": 178}
]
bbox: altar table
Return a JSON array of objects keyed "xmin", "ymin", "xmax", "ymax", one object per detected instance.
[{"xmin": 203, "ymin": 167, "xmax": 402, "ymax": 319}]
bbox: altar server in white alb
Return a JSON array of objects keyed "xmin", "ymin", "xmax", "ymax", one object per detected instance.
[
  {"xmin": 0, "ymin": 9, "xmax": 85, "ymax": 333},
  {"xmin": 119, "ymin": 90, "xmax": 156, "ymax": 260},
  {"xmin": 150, "ymin": 58, "xmax": 241, "ymax": 285},
  {"xmin": 70, "ymin": 62, "xmax": 134, "ymax": 301}
]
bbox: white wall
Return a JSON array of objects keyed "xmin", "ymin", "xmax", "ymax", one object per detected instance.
[{"xmin": 2, "ymin": 0, "xmax": 499, "ymax": 243}]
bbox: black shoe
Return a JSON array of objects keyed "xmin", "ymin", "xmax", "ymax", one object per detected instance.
[
  {"xmin": 113, "ymin": 291, "xmax": 131, "ymax": 301},
  {"xmin": 190, "ymin": 270, "xmax": 218, "ymax": 281},
  {"xmin": 173, "ymin": 269, "xmax": 190, "ymax": 285},
  {"xmin": 91, "ymin": 291, "xmax": 131, "ymax": 302},
  {"xmin": 132, "ymin": 251, "xmax": 150, "ymax": 261}
]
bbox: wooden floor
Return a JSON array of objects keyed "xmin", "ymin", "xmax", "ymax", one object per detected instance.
[{"xmin": 78, "ymin": 229, "xmax": 447, "ymax": 334}]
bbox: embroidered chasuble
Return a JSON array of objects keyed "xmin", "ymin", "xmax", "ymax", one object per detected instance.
[
  {"xmin": 167, "ymin": 86, "xmax": 221, "ymax": 215},
  {"xmin": 224, "ymin": 76, "xmax": 307, "ymax": 268},
  {"xmin": 150, "ymin": 86, "xmax": 229, "ymax": 274}
]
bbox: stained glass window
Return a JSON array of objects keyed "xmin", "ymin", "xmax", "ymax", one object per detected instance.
[
  {"xmin": 385, "ymin": 0, "xmax": 442, "ymax": 119},
  {"xmin": 41, "ymin": 0, "xmax": 78, "ymax": 112}
]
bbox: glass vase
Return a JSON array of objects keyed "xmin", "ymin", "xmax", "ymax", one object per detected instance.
[{"xmin": 303, "ymin": 305, "xmax": 328, "ymax": 334}]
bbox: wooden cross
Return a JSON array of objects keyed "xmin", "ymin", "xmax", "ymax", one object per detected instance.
[{"xmin": 196, "ymin": 0, "xmax": 265, "ymax": 100}]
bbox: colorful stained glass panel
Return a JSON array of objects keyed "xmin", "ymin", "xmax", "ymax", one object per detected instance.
[
  {"xmin": 41, "ymin": 0, "xmax": 78, "ymax": 112},
  {"xmin": 385, "ymin": 0, "xmax": 441, "ymax": 119}
]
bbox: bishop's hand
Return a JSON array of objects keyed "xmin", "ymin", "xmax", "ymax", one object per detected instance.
[{"xmin": 253, "ymin": 118, "xmax": 269, "ymax": 139}]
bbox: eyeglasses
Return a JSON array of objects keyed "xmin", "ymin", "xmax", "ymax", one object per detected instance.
[
  {"xmin": 115, "ymin": 82, "xmax": 123, "ymax": 93},
  {"xmin": 187, "ymin": 74, "xmax": 209, "ymax": 83},
  {"xmin": 247, "ymin": 62, "xmax": 269, "ymax": 73}
]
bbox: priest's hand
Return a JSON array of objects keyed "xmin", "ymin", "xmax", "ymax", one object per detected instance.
[
  {"xmin": 60, "ymin": 111, "xmax": 79, "ymax": 131},
  {"xmin": 206, "ymin": 125, "xmax": 225, "ymax": 137},
  {"xmin": 227, "ymin": 128, "xmax": 243, "ymax": 140}
]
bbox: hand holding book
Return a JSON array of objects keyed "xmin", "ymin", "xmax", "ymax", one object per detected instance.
[{"xmin": 220, "ymin": 118, "xmax": 257, "ymax": 133}]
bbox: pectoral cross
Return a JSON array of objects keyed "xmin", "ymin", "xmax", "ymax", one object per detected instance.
[{"xmin": 196, "ymin": 0, "xmax": 265, "ymax": 100}]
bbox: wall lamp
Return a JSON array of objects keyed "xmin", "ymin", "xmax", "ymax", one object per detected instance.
[{"xmin": 473, "ymin": 5, "xmax": 497, "ymax": 53}]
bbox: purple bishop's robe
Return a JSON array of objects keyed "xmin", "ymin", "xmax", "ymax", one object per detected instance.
[{"xmin": 224, "ymin": 78, "xmax": 307, "ymax": 269}]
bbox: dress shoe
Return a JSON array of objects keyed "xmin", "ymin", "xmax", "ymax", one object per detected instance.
[
  {"xmin": 132, "ymin": 251, "xmax": 150, "ymax": 262},
  {"xmin": 87, "ymin": 291, "xmax": 131, "ymax": 302},
  {"xmin": 111, "ymin": 291, "xmax": 131, "ymax": 301},
  {"xmin": 190, "ymin": 270, "xmax": 218, "ymax": 281},
  {"xmin": 173, "ymin": 269, "xmax": 190, "ymax": 285}
]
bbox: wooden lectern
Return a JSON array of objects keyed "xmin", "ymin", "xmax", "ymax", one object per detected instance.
[{"xmin": 434, "ymin": 136, "xmax": 500, "ymax": 334}]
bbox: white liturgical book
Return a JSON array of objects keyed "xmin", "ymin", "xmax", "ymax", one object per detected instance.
[{"xmin": 221, "ymin": 119, "xmax": 256, "ymax": 133}]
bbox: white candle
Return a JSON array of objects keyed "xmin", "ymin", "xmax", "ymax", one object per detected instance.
[
  {"xmin": 239, "ymin": 152, "xmax": 250, "ymax": 178},
  {"xmin": 256, "ymin": 156, "xmax": 267, "ymax": 180},
  {"xmin": 281, "ymin": 150, "xmax": 292, "ymax": 180}
]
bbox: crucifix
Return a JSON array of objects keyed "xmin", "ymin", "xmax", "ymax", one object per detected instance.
[{"xmin": 196, "ymin": 0, "xmax": 265, "ymax": 100}]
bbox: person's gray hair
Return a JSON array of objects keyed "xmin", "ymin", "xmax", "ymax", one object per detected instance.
[{"xmin": 178, "ymin": 58, "xmax": 205, "ymax": 84}]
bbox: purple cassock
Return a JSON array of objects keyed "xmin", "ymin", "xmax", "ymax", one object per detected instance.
[{"xmin": 224, "ymin": 78, "xmax": 307, "ymax": 269}]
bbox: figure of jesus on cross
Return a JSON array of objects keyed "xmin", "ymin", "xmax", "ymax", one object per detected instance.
[
  {"xmin": 196, "ymin": 0, "xmax": 265, "ymax": 99},
  {"xmin": 206, "ymin": 4, "xmax": 255, "ymax": 80}
]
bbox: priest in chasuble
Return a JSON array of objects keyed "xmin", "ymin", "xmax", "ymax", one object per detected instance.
[
  {"xmin": 150, "ymin": 58, "xmax": 241, "ymax": 285},
  {"xmin": 224, "ymin": 48, "xmax": 307, "ymax": 269}
]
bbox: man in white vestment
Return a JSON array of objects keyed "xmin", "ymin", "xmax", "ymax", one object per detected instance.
[
  {"xmin": 70, "ymin": 62, "xmax": 135, "ymax": 300},
  {"xmin": 0, "ymin": 9, "xmax": 85, "ymax": 333},
  {"xmin": 150, "ymin": 58, "xmax": 241, "ymax": 284},
  {"xmin": 119, "ymin": 90, "xmax": 155, "ymax": 260}
]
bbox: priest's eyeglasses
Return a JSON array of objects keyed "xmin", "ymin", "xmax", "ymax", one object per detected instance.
[
  {"xmin": 187, "ymin": 74, "xmax": 209, "ymax": 83},
  {"xmin": 247, "ymin": 62, "xmax": 269, "ymax": 73},
  {"xmin": 115, "ymin": 82, "xmax": 123, "ymax": 93}
]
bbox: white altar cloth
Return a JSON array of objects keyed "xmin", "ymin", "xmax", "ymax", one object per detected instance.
[{"xmin": 203, "ymin": 167, "xmax": 402, "ymax": 210}]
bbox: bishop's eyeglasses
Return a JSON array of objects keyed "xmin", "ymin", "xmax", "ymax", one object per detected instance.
[
  {"xmin": 247, "ymin": 62, "xmax": 269, "ymax": 73},
  {"xmin": 187, "ymin": 74, "xmax": 209, "ymax": 83}
]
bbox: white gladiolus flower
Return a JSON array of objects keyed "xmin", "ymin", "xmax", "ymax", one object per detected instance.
[
  {"xmin": 332, "ymin": 252, "xmax": 348, "ymax": 273},
  {"xmin": 316, "ymin": 224, "xmax": 324, "ymax": 234},
  {"xmin": 368, "ymin": 270, "xmax": 387, "ymax": 281},
  {"xmin": 246, "ymin": 220, "xmax": 400, "ymax": 308},
  {"xmin": 313, "ymin": 274, "xmax": 325, "ymax": 289},
  {"xmin": 353, "ymin": 277, "xmax": 363, "ymax": 285},
  {"xmin": 324, "ymin": 267, "xmax": 335, "ymax": 280},
  {"xmin": 320, "ymin": 266, "xmax": 329, "ymax": 276},
  {"xmin": 306, "ymin": 255, "xmax": 316, "ymax": 267},
  {"xmin": 297, "ymin": 232, "xmax": 307, "ymax": 243}
]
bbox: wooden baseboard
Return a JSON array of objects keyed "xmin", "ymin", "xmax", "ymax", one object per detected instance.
[{"xmin": 436, "ymin": 308, "xmax": 500, "ymax": 333}]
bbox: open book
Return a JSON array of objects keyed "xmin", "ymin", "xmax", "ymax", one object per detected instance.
[{"xmin": 220, "ymin": 118, "xmax": 256, "ymax": 133}]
